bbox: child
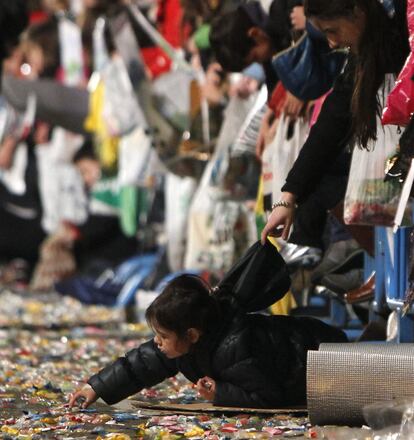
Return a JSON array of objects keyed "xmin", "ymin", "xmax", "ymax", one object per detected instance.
[{"xmin": 69, "ymin": 241, "xmax": 347, "ymax": 409}]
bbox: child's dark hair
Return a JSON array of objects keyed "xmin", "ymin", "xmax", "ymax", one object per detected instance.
[
  {"xmin": 72, "ymin": 137, "xmax": 96, "ymax": 164},
  {"xmin": 145, "ymin": 275, "xmax": 220, "ymax": 338},
  {"xmin": 210, "ymin": 7, "xmax": 257, "ymax": 72}
]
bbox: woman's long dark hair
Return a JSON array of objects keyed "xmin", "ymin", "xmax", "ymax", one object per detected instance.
[{"xmin": 304, "ymin": 0, "xmax": 409, "ymax": 149}]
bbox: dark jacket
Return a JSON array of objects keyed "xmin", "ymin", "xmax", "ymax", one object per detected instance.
[
  {"xmin": 88, "ymin": 241, "xmax": 347, "ymax": 408},
  {"xmin": 89, "ymin": 306, "xmax": 346, "ymax": 408},
  {"xmin": 282, "ymin": 0, "xmax": 409, "ymax": 201}
]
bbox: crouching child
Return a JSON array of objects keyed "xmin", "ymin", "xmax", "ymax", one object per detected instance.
[{"xmin": 68, "ymin": 241, "xmax": 347, "ymax": 409}]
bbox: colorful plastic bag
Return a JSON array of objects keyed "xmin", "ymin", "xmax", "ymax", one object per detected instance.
[
  {"xmin": 382, "ymin": 0, "xmax": 414, "ymax": 126},
  {"xmin": 344, "ymin": 122, "xmax": 408, "ymax": 226}
]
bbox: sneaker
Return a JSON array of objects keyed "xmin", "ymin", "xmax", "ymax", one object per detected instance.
[
  {"xmin": 281, "ymin": 243, "xmax": 322, "ymax": 268},
  {"xmin": 311, "ymin": 239, "xmax": 363, "ymax": 284}
]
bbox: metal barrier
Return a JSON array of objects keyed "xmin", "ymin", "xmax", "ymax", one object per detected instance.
[{"xmin": 375, "ymin": 227, "xmax": 414, "ymax": 342}]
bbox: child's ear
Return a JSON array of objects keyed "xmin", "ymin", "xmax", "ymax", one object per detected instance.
[{"xmin": 186, "ymin": 328, "xmax": 202, "ymax": 344}]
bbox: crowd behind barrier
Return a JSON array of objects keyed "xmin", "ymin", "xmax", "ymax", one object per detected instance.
[{"xmin": 0, "ymin": 0, "xmax": 413, "ymax": 344}]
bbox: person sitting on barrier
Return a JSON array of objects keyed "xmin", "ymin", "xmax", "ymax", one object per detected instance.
[{"xmin": 68, "ymin": 241, "xmax": 346, "ymax": 409}]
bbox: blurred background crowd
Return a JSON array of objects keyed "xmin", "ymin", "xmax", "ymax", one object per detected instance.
[{"xmin": 0, "ymin": 0, "xmax": 411, "ymax": 340}]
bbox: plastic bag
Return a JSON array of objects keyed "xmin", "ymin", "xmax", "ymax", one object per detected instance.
[
  {"xmin": 118, "ymin": 127, "xmax": 153, "ymax": 187},
  {"xmin": 36, "ymin": 129, "xmax": 88, "ymax": 233},
  {"xmin": 344, "ymin": 122, "xmax": 408, "ymax": 226},
  {"xmin": 151, "ymin": 69, "xmax": 193, "ymax": 132},
  {"xmin": 165, "ymin": 172, "xmax": 197, "ymax": 272},
  {"xmin": 184, "ymin": 96, "xmax": 255, "ymax": 270},
  {"xmin": 271, "ymin": 115, "xmax": 309, "ymax": 204},
  {"xmin": 382, "ymin": 0, "xmax": 414, "ymax": 126},
  {"xmin": 58, "ymin": 16, "xmax": 84, "ymax": 86},
  {"xmin": 100, "ymin": 54, "xmax": 147, "ymax": 137},
  {"xmin": 262, "ymin": 115, "xmax": 308, "ymax": 211}
]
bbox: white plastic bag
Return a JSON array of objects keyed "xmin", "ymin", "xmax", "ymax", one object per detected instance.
[
  {"xmin": 165, "ymin": 172, "xmax": 197, "ymax": 272},
  {"xmin": 184, "ymin": 96, "xmax": 256, "ymax": 270},
  {"xmin": 101, "ymin": 55, "xmax": 147, "ymax": 136},
  {"xmin": 344, "ymin": 75, "xmax": 412, "ymax": 226},
  {"xmin": 262, "ymin": 115, "xmax": 308, "ymax": 211},
  {"xmin": 151, "ymin": 69, "xmax": 193, "ymax": 131},
  {"xmin": 36, "ymin": 128, "xmax": 88, "ymax": 233},
  {"xmin": 344, "ymin": 123, "xmax": 405, "ymax": 226},
  {"xmin": 58, "ymin": 17, "xmax": 84, "ymax": 86},
  {"xmin": 118, "ymin": 127, "xmax": 152, "ymax": 186},
  {"xmin": 271, "ymin": 115, "xmax": 309, "ymax": 204}
]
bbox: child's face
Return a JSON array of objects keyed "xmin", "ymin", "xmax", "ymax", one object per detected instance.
[
  {"xmin": 76, "ymin": 158, "xmax": 101, "ymax": 189},
  {"xmin": 153, "ymin": 325, "xmax": 194, "ymax": 359}
]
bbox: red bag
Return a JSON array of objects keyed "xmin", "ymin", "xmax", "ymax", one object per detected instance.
[{"xmin": 382, "ymin": 0, "xmax": 414, "ymax": 126}]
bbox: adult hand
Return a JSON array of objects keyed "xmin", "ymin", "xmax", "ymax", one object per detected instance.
[
  {"xmin": 230, "ymin": 75, "xmax": 259, "ymax": 99},
  {"xmin": 196, "ymin": 376, "xmax": 216, "ymax": 401},
  {"xmin": 282, "ymin": 92, "xmax": 305, "ymax": 120},
  {"xmin": 260, "ymin": 192, "xmax": 297, "ymax": 244},
  {"xmin": 68, "ymin": 384, "xmax": 98, "ymax": 409}
]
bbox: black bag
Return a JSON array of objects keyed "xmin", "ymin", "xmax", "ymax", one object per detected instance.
[{"xmin": 217, "ymin": 240, "xmax": 291, "ymax": 312}]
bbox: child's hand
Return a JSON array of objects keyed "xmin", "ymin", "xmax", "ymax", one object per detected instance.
[
  {"xmin": 68, "ymin": 384, "xmax": 98, "ymax": 409},
  {"xmin": 196, "ymin": 376, "xmax": 216, "ymax": 401}
]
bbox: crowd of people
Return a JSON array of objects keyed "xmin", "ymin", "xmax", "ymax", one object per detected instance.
[{"xmin": 0, "ymin": 0, "xmax": 412, "ymax": 409}]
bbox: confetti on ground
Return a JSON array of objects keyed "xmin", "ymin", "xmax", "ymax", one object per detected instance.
[{"xmin": 0, "ymin": 289, "xmax": 399, "ymax": 439}]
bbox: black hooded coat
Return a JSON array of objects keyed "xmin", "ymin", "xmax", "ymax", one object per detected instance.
[{"xmin": 88, "ymin": 241, "xmax": 347, "ymax": 408}]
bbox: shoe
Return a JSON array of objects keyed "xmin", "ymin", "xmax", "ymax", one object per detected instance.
[
  {"xmin": 344, "ymin": 273, "xmax": 375, "ymax": 304},
  {"xmin": 311, "ymin": 239, "xmax": 363, "ymax": 284},
  {"xmin": 280, "ymin": 243, "xmax": 322, "ymax": 268},
  {"xmin": 320, "ymin": 268, "xmax": 364, "ymax": 295}
]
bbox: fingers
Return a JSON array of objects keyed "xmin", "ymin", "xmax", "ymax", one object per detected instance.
[
  {"xmin": 68, "ymin": 390, "xmax": 91, "ymax": 409},
  {"xmin": 281, "ymin": 220, "xmax": 292, "ymax": 241},
  {"xmin": 261, "ymin": 225, "xmax": 270, "ymax": 245},
  {"xmin": 68, "ymin": 391, "xmax": 81, "ymax": 408},
  {"xmin": 196, "ymin": 379, "xmax": 207, "ymax": 397},
  {"xmin": 196, "ymin": 377, "xmax": 215, "ymax": 400},
  {"xmin": 83, "ymin": 395, "xmax": 94, "ymax": 409}
]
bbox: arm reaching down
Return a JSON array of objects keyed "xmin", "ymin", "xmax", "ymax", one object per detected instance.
[{"xmin": 86, "ymin": 340, "xmax": 179, "ymax": 405}]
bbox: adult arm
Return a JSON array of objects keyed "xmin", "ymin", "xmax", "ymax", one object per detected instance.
[
  {"xmin": 281, "ymin": 62, "xmax": 354, "ymax": 201},
  {"xmin": 261, "ymin": 61, "xmax": 354, "ymax": 242},
  {"xmin": 2, "ymin": 75, "xmax": 89, "ymax": 135}
]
